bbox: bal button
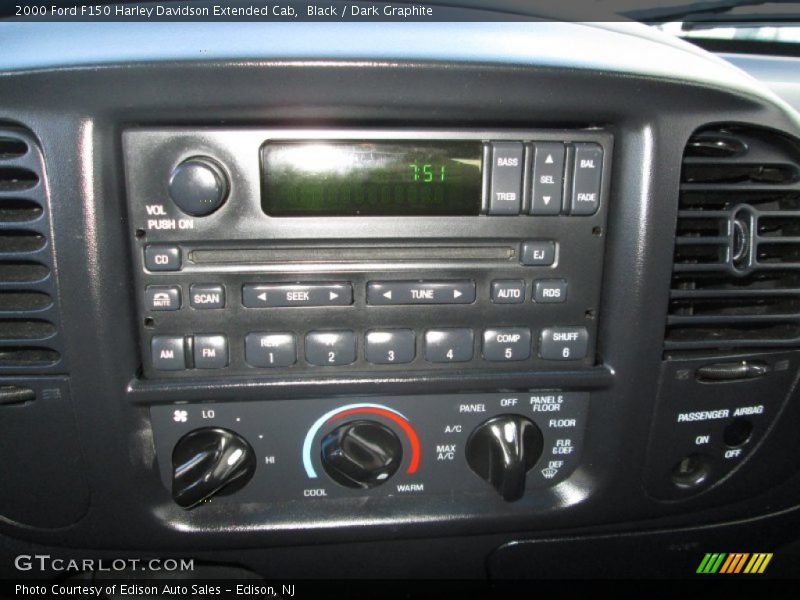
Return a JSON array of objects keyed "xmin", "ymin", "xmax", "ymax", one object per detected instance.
[{"xmin": 168, "ymin": 157, "xmax": 229, "ymax": 217}]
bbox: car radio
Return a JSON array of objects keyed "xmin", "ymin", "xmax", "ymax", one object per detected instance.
[{"xmin": 123, "ymin": 129, "xmax": 611, "ymax": 380}]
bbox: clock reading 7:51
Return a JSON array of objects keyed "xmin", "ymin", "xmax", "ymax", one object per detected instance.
[{"xmin": 409, "ymin": 163, "xmax": 446, "ymax": 183}]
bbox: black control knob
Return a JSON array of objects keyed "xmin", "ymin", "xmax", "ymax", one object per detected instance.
[
  {"xmin": 465, "ymin": 415, "xmax": 543, "ymax": 502},
  {"xmin": 168, "ymin": 157, "xmax": 229, "ymax": 216},
  {"xmin": 320, "ymin": 420, "xmax": 402, "ymax": 489},
  {"xmin": 171, "ymin": 427, "xmax": 255, "ymax": 509}
]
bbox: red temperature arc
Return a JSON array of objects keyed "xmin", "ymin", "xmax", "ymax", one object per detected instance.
[{"xmin": 327, "ymin": 407, "xmax": 421, "ymax": 474}]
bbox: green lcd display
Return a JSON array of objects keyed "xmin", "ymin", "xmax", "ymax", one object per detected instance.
[{"xmin": 261, "ymin": 141, "xmax": 483, "ymax": 216}]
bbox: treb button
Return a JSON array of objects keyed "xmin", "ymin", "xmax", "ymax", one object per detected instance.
[{"xmin": 488, "ymin": 142, "xmax": 523, "ymax": 215}]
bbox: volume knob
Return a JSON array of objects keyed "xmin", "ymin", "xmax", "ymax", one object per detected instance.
[
  {"xmin": 168, "ymin": 157, "xmax": 229, "ymax": 217},
  {"xmin": 465, "ymin": 415, "xmax": 543, "ymax": 502}
]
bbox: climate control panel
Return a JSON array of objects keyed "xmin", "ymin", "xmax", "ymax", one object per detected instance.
[{"xmin": 150, "ymin": 392, "xmax": 589, "ymax": 506}]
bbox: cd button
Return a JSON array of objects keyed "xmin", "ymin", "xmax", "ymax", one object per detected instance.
[
  {"xmin": 245, "ymin": 332, "xmax": 296, "ymax": 368},
  {"xmin": 305, "ymin": 331, "xmax": 356, "ymax": 366},
  {"xmin": 144, "ymin": 245, "xmax": 181, "ymax": 272},
  {"xmin": 242, "ymin": 283, "xmax": 353, "ymax": 308},
  {"xmin": 366, "ymin": 280, "xmax": 475, "ymax": 305},
  {"xmin": 488, "ymin": 142, "xmax": 523, "ymax": 215}
]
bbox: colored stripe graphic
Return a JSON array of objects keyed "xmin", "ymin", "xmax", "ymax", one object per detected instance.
[{"xmin": 697, "ymin": 553, "xmax": 773, "ymax": 574}]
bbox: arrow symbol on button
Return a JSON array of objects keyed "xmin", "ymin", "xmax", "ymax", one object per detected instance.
[
  {"xmin": 257, "ymin": 292, "xmax": 267, "ymax": 302},
  {"xmin": 383, "ymin": 290, "xmax": 392, "ymax": 300},
  {"xmin": 543, "ymin": 196, "xmax": 551, "ymax": 205},
  {"xmin": 453, "ymin": 289, "xmax": 462, "ymax": 299},
  {"xmin": 545, "ymin": 154, "xmax": 554, "ymax": 164},
  {"xmin": 329, "ymin": 291, "xmax": 338, "ymax": 300}
]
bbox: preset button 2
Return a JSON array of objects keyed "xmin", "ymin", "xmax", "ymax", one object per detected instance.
[{"xmin": 305, "ymin": 331, "xmax": 356, "ymax": 366}]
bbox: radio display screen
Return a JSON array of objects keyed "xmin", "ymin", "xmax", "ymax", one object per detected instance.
[{"xmin": 261, "ymin": 141, "xmax": 483, "ymax": 216}]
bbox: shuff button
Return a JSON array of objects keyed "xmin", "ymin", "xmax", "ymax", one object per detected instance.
[{"xmin": 540, "ymin": 327, "xmax": 589, "ymax": 360}]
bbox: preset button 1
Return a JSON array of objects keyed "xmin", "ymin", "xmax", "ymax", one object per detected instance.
[{"xmin": 245, "ymin": 332, "xmax": 297, "ymax": 368}]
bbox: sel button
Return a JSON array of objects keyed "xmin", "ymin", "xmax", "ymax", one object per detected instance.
[{"xmin": 530, "ymin": 142, "xmax": 565, "ymax": 215}]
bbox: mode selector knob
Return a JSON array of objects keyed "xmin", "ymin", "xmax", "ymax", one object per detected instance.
[
  {"xmin": 168, "ymin": 156, "xmax": 229, "ymax": 216},
  {"xmin": 171, "ymin": 427, "xmax": 255, "ymax": 509},
  {"xmin": 466, "ymin": 415, "xmax": 543, "ymax": 502},
  {"xmin": 321, "ymin": 420, "xmax": 403, "ymax": 489}
]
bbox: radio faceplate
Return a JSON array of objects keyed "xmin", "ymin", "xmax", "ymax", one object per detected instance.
[{"xmin": 122, "ymin": 129, "xmax": 611, "ymax": 380}]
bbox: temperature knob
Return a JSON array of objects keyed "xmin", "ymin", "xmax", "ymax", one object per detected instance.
[
  {"xmin": 465, "ymin": 415, "xmax": 543, "ymax": 502},
  {"xmin": 321, "ymin": 420, "xmax": 402, "ymax": 489},
  {"xmin": 168, "ymin": 157, "xmax": 229, "ymax": 216},
  {"xmin": 171, "ymin": 427, "xmax": 255, "ymax": 509}
]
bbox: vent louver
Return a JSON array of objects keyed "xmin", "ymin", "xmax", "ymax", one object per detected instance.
[
  {"xmin": 0, "ymin": 127, "xmax": 62, "ymax": 369},
  {"xmin": 665, "ymin": 125, "xmax": 800, "ymax": 354}
]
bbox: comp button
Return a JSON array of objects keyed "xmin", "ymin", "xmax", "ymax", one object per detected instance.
[{"xmin": 482, "ymin": 327, "xmax": 531, "ymax": 362}]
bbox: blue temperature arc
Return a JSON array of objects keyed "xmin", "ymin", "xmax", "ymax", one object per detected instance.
[{"xmin": 302, "ymin": 403, "xmax": 410, "ymax": 478}]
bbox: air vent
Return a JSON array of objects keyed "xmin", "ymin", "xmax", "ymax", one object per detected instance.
[
  {"xmin": 0, "ymin": 126, "xmax": 62, "ymax": 370},
  {"xmin": 665, "ymin": 125, "xmax": 800, "ymax": 354}
]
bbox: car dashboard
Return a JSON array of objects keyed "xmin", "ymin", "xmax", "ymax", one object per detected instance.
[{"xmin": 2, "ymin": 16, "xmax": 800, "ymax": 582}]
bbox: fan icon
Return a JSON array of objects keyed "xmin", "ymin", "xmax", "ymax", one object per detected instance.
[{"xmin": 173, "ymin": 410, "xmax": 188, "ymax": 423}]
